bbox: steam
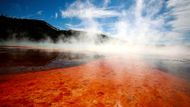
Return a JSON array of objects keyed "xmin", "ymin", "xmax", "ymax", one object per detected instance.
[
  {"xmin": 61, "ymin": 0, "xmax": 190, "ymax": 46},
  {"xmin": 1, "ymin": 0, "xmax": 190, "ymax": 57},
  {"xmin": 58, "ymin": 0, "xmax": 188, "ymax": 59},
  {"xmin": 0, "ymin": 0, "xmax": 190, "ymax": 84}
]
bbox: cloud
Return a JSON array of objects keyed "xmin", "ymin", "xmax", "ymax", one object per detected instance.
[
  {"xmin": 110, "ymin": 0, "xmax": 168, "ymax": 44},
  {"xmin": 22, "ymin": 10, "xmax": 43, "ymax": 18},
  {"xmin": 37, "ymin": 10, "xmax": 43, "ymax": 15},
  {"xmin": 65, "ymin": 23, "xmax": 84, "ymax": 30},
  {"xmin": 60, "ymin": 0, "xmax": 121, "ymax": 34},
  {"xmin": 61, "ymin": 0, "xmax": 119, "ymax": 19},
  {"xmin": 60, "ymin": 0, "xmax": 190, "ymax": 45},
  {"xmin": 55, "ymin": 12, "xmax": 58, "ymax": 19},
  {"xmin": 103, "ymin": 0, "xmax": 110, "ymax": 7},
  {"xmin": 167, "ymin": 0, "xmax": 190, "ymax": 32}
]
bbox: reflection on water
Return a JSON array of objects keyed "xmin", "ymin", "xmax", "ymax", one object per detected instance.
[
  {"xmin": 0, "ymin": 47, "xmax": 102, "ymax": 74},
  {"xmin": 0, "ymin": 46, "xmax": 189, "ymax": 82},
  {"xmin": 142, "ymin": 54, "xmax": 190, "ymax": 82},
  {"xmin": 0, "ymin": 47, "xmax": 59, "ymax": 67}
]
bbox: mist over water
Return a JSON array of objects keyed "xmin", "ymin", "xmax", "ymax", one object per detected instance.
[
  {"xmin": 0, "ymin": 0, "xmax": 190, "ymax": 81},
  {"xmin": 1, "ymin": 0, "xmax": 190, "ymax": 52}
]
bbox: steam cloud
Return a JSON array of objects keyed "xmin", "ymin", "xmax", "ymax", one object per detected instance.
[
  {"xmin": 61, "ymin": 0, "xmax": 190, "ymax": 46},
  {"xmin": 1, "ymin": 0, "xmax": 190, "ymax": 58},
  {"xmin": 0, "ymin": 0, "xmax": 190, "ymax": 82}
]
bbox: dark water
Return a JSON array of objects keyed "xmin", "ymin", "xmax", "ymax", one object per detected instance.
[
  {"xmin": 142, "ymin": 54, "xmax": 190, "ymax": 82},
  {"xmin": 0, "ymin": 46, "xmax": 101, "ymax": 74},
  {"xmin": 0, "ymin": 47, "xmax": 189, "ymax": 82}
]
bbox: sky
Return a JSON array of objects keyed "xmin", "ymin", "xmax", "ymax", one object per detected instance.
[{"xmin": 0, "ymin": 0, "xmax": 190, "ymax": 45}]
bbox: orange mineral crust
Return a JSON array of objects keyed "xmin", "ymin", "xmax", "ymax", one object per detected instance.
[{"xmin": 0, "ymin": 56, "xmax": 190, "ymax": 107}]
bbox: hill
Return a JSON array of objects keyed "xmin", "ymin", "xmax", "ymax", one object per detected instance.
[{"xmin": 0, "ymin": 16, "xmax": 109, "ymax": 43}]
